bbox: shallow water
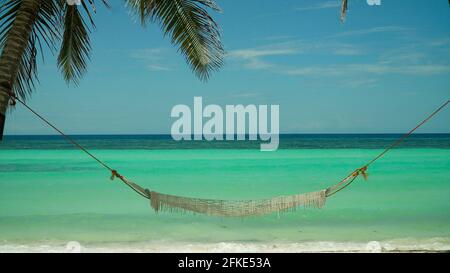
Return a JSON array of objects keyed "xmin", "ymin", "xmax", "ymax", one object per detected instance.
[{"xmin": 0, "ymin": 135, "xmax": 449, "ymax": 252}]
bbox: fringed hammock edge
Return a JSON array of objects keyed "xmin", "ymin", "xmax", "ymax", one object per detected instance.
[
  {"xmin": 6, "ymin": 92, "xmax": 449, "ymax": 218},
  {"xmin": 113, "ymin": 167, "xmax": 363, "ymax": 217}
]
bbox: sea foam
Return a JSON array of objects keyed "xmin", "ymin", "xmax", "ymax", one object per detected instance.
[{"xmin": 1, "ymin": 238, "xmax": 449, "ymax": 253}]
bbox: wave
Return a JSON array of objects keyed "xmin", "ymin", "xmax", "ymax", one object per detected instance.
[{"xmin": 1, "ymin": 238, "xmax": 449, "ymax": 253}]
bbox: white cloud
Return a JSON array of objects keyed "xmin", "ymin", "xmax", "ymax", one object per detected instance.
[
  {"xmin": 332, "ymin": 46, "xmax": 363, "ymax": 56},
  {"xmin": 332, "ymin": 26, "xmax": 410, "ymax": 37},
  {"xmin": 147, "ymin": 64, "xmax": 171, "ymax": 71},
  {"xmin": 284, "ymin": 64, "xmax": 450, "ymax": 76},
  {"xmin": 227, "ymin": 44, "xmax": 299, "ymax": 70},
  {"xmin": 131, "ymin": 48, "xmax": 172, "ymax": 72},
  {"xmin": 262, "ymin": 35, "xmax": 297, "ymax": 41},
  {"xmin": 378, "ymin": 51, "xmax": 426, "ymax": 65},
  {"xmin": 228, "ymin": 33, "xmax": 450, "ymax": 79},
  {"xmin": 227, "ymin": 48, "xmax": 298, "ymax": 59},
  {"xmin": 228, "ymin": 40, "xmax": 366, "ymax": 72},
  {"xmin": 131, "ymin": 48, "xmax": 166, "ymax": 61},
  {"xmin": 428, "ymin": 37, "xmax": 450, "ymax": 47}
]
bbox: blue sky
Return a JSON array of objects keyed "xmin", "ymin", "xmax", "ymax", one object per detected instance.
[{"xmin": 5, "ymin": 0, "xmax": 450, "ymax": 135}]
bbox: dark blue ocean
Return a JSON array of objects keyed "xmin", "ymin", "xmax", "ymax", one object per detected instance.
[{"xmin": 2, "ymin": 133, "xmax": 450, "ymax": 150}]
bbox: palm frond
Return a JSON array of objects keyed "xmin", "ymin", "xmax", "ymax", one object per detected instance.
[
  {"xmin": 57, "ymin": 0, "xmax": 110, "ymax": 83},
  {"xmin": 58, "ymin": 4, "xmax": 91, "ymax": 83},
  {"xmin": 0, "ymin": 0, "xmax": 22, "ymax": 51},
  {"xmin": 127, "ymin": 0, "xmax": 224, "ymax": 81},
  {"xmin": 340, "ymin": 0, "xmax": 348, "ymax": 23},
  {"xmin": 0, "ymin": 0, "xmax": 61, "ymax": 100}
]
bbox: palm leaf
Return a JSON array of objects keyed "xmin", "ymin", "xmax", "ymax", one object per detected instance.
[
  {"xmin": 127, "ymin": 0, "xmax": 224, "ymax": 81},
  {"xmin": 0, "ymin": 0, "xmax": 20, "ymax": 49},
  {"xmin": 57, "ymin": 0, "xmax": 110, "ymax": 83},
  {"xmin": 58, "ymin": 4, "xmax": 91, "ymax": 83},
  {"xmin": 340, "ymin": 0, "xmax": 348, "ymax": 23},
  {"xmin": 0, "ymin": 0, "xmax": 61, "ymax": 100}
]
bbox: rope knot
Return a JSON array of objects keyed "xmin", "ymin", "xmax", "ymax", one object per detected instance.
[
  {"xmin": 110, "ymin": 170, "xmax": 119, "ymax": 181},
  {"xmin": 1, "ymin": 90, "xmax": 16, "ymax": 106},
  {"xmin": 358, "ymin": 166, "xmax": 369, "ymax": 181},
  {"xmin": 351, "ymin": 166, "xmax": 369, "ymax": 180},
  {"xmin": 9, "ymin": 96, "xmax": 16, "ymax": 106}
]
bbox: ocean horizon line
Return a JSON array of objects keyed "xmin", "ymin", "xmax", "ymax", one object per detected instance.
[{"xmin": 4, "ymin": 133, "xmax": 450, "ymax": 138}]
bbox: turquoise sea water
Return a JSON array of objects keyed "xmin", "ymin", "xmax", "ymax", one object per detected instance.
[{"xmin": 0, "ymin": 135, "xmax": 449, "ymax": 252}]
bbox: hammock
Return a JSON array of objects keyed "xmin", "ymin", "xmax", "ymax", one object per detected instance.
[
  {"xmin": 4, "ymin": 91, "xmax": 449, "ymax": 217},
  {"xmin": 149, "ymin": 190, "xmax": 327, "ymax": 216},
  {"xmin": 113, "ymin": 166, "xmax": 362, "ymax": 217}
]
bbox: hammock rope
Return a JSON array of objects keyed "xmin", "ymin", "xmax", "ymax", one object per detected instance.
[{"xmin": 4, "ymin": 90, "xmax": 449, "ymax": 217}]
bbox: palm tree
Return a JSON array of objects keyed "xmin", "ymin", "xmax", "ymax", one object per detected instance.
[{"xmin": 0, "ymin": 0, "xmax": 224, "ymax": 139}]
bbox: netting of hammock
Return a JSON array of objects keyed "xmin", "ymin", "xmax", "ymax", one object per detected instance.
[
  {"xmin": 5, "ymin": 91, "xmax": 448, "ymax": 218},
  {"xmin": 116, "ymin": 168, "xmax": 362, "ymax": 217}
]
